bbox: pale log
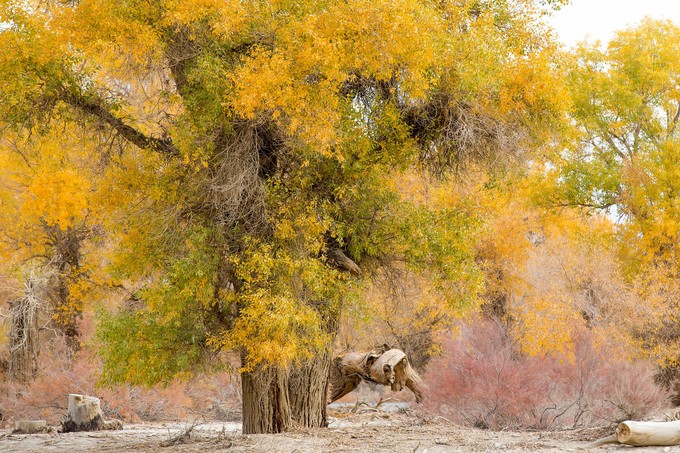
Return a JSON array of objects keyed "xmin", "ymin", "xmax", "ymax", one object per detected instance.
[
  {"xmin": 14, "ymin": 420, "xmax": 47, "ymax": 434},
  {"xmin": 587, "ymin": 420, "xmax": 680, "ymax": 448},
  {"xmin": 329, "ymin": 348, "xmax": 425, "ymax": 403},
  {"xmin": 616, "ymin": 420, "xmax": 680, "ymax": 446}
]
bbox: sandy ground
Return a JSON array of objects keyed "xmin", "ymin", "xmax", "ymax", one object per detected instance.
[{"xmin": 3, "ymin": 408, "xmax": 680, "ymax": 452}]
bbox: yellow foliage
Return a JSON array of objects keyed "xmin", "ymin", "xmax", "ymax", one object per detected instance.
[
  {"xmin": 23, "ymin": 169, "xmax": 90, "ymax": 229},
  {"xmin": 516, "ymin": 294, "xmax": 582, "ymax": 358}
]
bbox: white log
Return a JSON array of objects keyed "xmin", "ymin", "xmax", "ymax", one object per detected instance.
[{"xmin": 615, "ymin": 420, "xmax": 680, "ymax": 446}]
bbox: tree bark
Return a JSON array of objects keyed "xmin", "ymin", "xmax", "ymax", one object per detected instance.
[
  {"xmin": 289, "ymin": 350, "xmax": 332, "ymax": 429},
  {"xmin": 241, "ymin": 365, "xmax": 292, "ymax": 434}
]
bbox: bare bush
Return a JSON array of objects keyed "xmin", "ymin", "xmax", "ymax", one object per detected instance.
[
  {"xmin": 424, "ymin": 319, "xmax": 671, "ymax": 430},
  {"xmin": 0, "ymin": 346, "xmax": 242, "ymax": 425}
]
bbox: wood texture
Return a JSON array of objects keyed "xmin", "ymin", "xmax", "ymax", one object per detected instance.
[
  {"xmin": 329, "ymin": 348, "xmax": 425, "ymax": 403},
  {"xmin": 62, "ymin": 394, "xmax": 122, "ymax": 432}
]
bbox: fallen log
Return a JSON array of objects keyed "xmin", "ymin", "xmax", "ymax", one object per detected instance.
[
  {"xmin": 13, "ymin": 420, "xmax": 47, "ymax": 434},
  {"xmin": 587, "ymin": 420, "xmax": 680, "ymax": 448},
  {"xmin": 329, "ymin": 347, "xmax": 425, "ymax": 403},
  {"xmin": 62, "ymin": 394, "xmax": 123, "ymax": 433}
]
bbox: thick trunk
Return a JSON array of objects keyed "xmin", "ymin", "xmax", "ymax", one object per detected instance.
[
  {"xmin": 240, "ymin": 303, "xmax": 339, "ymax": 433},
  {"xmin": 289, "ymin": 351, "xmax": 332, "ymax": 429},
  {"xmin": 241, "ymin": 365, "xmax": 292, "ymax": 434},
  {"xmin": 62, "ymin": 394, "xmax": 122, "ymax": 432}
]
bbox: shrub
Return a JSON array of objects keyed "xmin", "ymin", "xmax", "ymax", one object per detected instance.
[
  {"xmin": 0, "ymin": 346, "xmax": 241, "ymax": 425},
  {"xmin": 424, "ymin": 318, "xmax": 670, "ymax": 430}
]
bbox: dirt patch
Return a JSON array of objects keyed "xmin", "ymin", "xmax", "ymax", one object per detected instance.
[{"xmin": 0, "ymin": 409, "xmax": 678, "ymax": 452}]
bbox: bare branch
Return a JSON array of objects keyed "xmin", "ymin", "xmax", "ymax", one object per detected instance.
[{"xmin": 56, "ymin": 87, "xmax": 180, "ymax": 157}]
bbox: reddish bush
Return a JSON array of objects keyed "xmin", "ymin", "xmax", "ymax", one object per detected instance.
[
  {"xmin": 424, "ymin": 319, "xmax": 670, "ymax": 430},
  {"xmin": 0, "ymin": 345, "xmax": 241, "ymax": 426}
]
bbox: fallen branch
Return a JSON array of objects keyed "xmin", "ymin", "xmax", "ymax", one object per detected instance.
[{"xmin": 161, "ymin": 420, "xmax": 204, "ymax": 447}]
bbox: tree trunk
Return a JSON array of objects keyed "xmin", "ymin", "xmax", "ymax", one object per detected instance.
[
  {"xmin": 8, "ymin": 279, "xmax": 40, "ymax": 383},
  {"xmin": 289, "ymin": 350, "xmax": 332, "ymax": 429},
  {"xmin": 47, "ymin": 225, "xmax": 84, "ymax": 359},
  {"xmin": 241, "ymin": 364, "xmax": 292, "ymax": 434}
]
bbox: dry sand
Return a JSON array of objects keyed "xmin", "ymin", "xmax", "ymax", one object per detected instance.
[{"xmin": 2, "ymin": 407, "xmax": 680, "ymax": 452}]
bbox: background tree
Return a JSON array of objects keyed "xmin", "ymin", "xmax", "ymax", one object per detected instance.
[
  {"xmin": 543, "ymin": 18, "xmax": 680, "ymax": 394},
  {"xmin": 0, "ymin": 126, "xmax": 103, "ymax": 367},
  {"xmin": 0, "ymin": 0, "xmax": 567, "ymax": 433}
]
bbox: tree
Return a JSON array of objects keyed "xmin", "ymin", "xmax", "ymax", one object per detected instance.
[
  {"xmin": 544, "ymin": 18, "xmax": 680, "ymax": 387},
  {"xmin": 0, "ymin": 126, "xmax": 103, "ymax": 362},
  {"xmin": 0, "ymin": 0, "xmax": 565, "ymax": 433}
]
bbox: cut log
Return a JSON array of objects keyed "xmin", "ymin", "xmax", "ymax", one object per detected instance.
[
  {"xmin": 616, "ymin": 420, "xmax": 680, "ymax": 446},
  {"xmin": 14, "ymin": 420, "xmax": 47, "ymax": 434},
  {"xmin": 329, "ymin": 348, "xmax": 425, "ymax": 403},
  {"xmin": 587, "ymin": 420, "xmax": 680, "ymax": 448},
  {"xmin": 62, "ymin": 394, "xmax": 123, "ymax": 433}
]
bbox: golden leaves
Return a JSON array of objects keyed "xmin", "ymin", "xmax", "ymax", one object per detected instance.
[{"xmin": 24, "ymin": 169, "xmax": 91, "ymax": 229}]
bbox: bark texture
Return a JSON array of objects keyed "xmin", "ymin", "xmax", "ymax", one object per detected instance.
[
  {"xmin": 329, "ymin": 348, "xmax": 425, "ymax": 403},
  {"xmin": 289, "ymin": 351, "xmax": 333, "ymax": 429},
  {"xmin": 241, "ymin": 366, "xmax": 292, "ymax": 434}
]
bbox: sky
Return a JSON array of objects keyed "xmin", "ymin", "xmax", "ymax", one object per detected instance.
[{"xmin": 547, "ymin": 0, "xmax": 680, "ymax": 47}]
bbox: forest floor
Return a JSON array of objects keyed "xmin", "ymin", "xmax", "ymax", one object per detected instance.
[{"xmin": 1, "ymin": 405, "xmax": 679, "ymax": 452}]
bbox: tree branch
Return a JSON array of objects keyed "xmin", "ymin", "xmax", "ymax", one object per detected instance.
[{"xmin": 57, "ymin": 87, "xmax": 180, "ymax": 157}]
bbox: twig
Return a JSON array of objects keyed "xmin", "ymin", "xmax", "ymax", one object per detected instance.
[
  {"xmin": 160, "ymin": 419, "xmax": 204, "ymax": 447},
  {"xmin": 584, "ymin": 434, "xmax": 618, "ymax": 449}
]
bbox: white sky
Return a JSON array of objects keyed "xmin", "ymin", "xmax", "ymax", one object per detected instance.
[{"xmin": 547, "ymin": 0, "xmax": 680, "ymax": 47}]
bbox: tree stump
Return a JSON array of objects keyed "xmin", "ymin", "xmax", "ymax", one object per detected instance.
[{"xmin": 62, "ymin": 394, "xmax": 122, "ymax": 433}]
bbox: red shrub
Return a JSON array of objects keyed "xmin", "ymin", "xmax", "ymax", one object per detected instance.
[
  {"xmin": 0, "ymin": 346, "xmax": 241, "ymax": 426},
  {"xmin": 424, "ymin": 319, "xmax": 670, "ymax": 430}
]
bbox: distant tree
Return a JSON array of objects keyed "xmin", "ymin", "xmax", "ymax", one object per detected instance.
[
  {"xmin": 544, "ymin": 18, "xmax": 680, "ymax": 386},
  {"xmin": 0, "ymin": 128, "xmax": 103, "ymax": 360}
]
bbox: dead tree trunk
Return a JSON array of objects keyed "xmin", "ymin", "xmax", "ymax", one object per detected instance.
[
  {"xmin": 62, "ymin": 394, "xmax": 122, "ymax": 432},
  {"xmin": 8, "ymin": 278, "xmax": 41, "ymax": 383},
  {"xmin": 588, "ymin": 420, "xmax": 680, "ymax": 448},
  {"xmin": 329, "ymin": 347, "xmax": 425, "ymax": 403}
]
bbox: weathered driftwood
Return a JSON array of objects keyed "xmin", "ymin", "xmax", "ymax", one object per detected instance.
[
  {"xmin": 329, "ymin": 347, "xmax": 424, "ymax": 403},
  {"xmin": 62, "ymin": 394, "xmax": 123, "ymax": 433},
  {"xmin": 13, "ymin": 420, "xmax": 47, "ymax": 434},
  {"xmin": 587, "ymin": 420, "xmax": 680, "ymax": 448}
]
